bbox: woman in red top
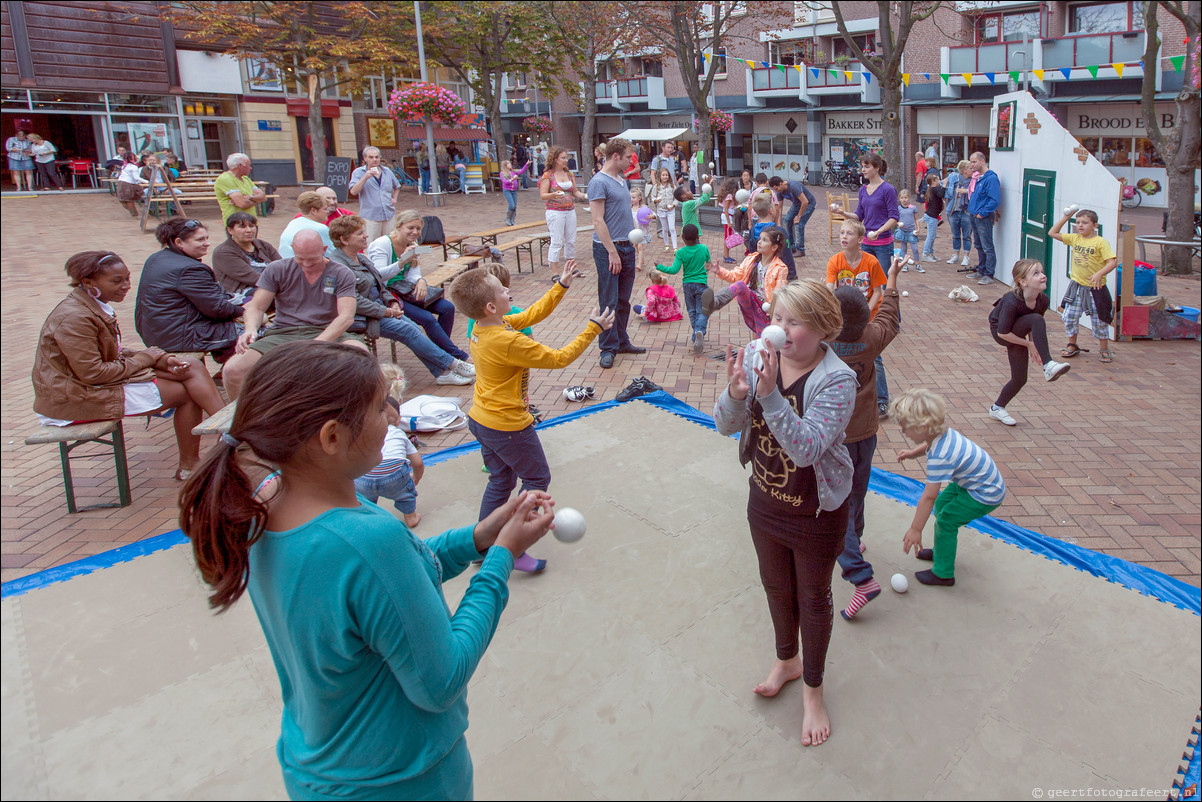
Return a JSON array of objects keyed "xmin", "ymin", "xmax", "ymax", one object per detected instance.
[{"xmin": 913, "ymin": 152, "xmax": 928, "ymax": 196}]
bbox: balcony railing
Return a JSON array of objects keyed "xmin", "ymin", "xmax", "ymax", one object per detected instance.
[
  {"xmin": 949, "ymin": 41, "xmax": 1032, "ymax": 73},
  {"xmin": 1041, "ymin": 30, "xmax": 1145, "ymax": 70},
  {"xmin": 615, "ymin": 77, "xmax": 648, "ymax": 99},
  {"xmin": 808, "ymin": 62, "xmax": 863, "ymax": 88},
  {"xmin": 595, "ymin": 81, "xmax": 610, "ymax": 99},
  {"xmin": 752, "ymin": 66, "xmax": 802, "ymax": 91}
]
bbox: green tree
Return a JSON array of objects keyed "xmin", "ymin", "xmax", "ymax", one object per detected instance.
[
  {"xmin": 1139, "ymin": 1, "xmax": 1200, "ymax": 275},
  {"xmin": 169, "ymin": 1, "xmax": 416, "ymax": 182}
]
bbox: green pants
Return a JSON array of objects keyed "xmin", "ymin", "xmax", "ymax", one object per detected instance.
[{"xmin": 932, "ymin": 483, "xmax": 999, "ymax": 578}]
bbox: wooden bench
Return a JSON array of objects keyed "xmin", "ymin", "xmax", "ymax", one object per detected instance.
[
  {"xmin": 469, "ymin": 220, "xmax": 548, "ymax": 245},
  {"xmin": 25, "ymin": 420, "xmax": 131, "ymax": 513},
  {"xmin": 495, "ymin": 235, "xmax": 538, "ymax": 273},
  {"xmin": 192, "ymin": 401, "xmax": 237, "ymax": 437},
  {"xmin": 531, "ymin": 224, "xmax": 595, "ymax": 266},
  {"xmin": 425, "ymin": 256, "xmax": 486, "ymax": 288},
  {"xmin": 143, "ymin": 193, "xmax": 278, "ymax": 230}
]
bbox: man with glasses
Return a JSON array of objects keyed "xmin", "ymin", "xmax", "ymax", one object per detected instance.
[
  {"xmin": 215, "ymin": 153, "xmax": 267, "ymax": 223},
  {"xmin": 349, "ymin": 146, "xmax": 400, "ymax": 239}
]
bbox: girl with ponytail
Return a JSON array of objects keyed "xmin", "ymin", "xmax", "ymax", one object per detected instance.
[{"xmin": 179, "ymin": 339, "xmax": 555, "ymax": 799}]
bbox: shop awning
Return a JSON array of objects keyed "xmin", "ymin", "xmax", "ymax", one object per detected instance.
[
  {"xmin": 615, "ymin": 127, "xmax": 697, "ymax": 141},
  {"xmin": 403, "ymin": 126, "xmax": 490, "ymax": 142}
]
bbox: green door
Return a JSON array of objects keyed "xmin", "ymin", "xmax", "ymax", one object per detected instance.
[{"xmin": 1021, "ymin": 169, "xmax": 1056, "ymax": 295}]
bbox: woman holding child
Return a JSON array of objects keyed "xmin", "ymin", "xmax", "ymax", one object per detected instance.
[
  {"xmin": 713, "ymin": 280, "xmax": 854, "ymax": 747},
  {"xmin": 33, "ymin": 251, "xmax": 225, "ymax": 480}
]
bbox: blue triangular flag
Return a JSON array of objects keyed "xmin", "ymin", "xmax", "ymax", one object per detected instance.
[
  {"xmin": 985, "ymin": 72, "xmax": 995, "ymax": 85},
  {"xmin": 923, "ymin": 73, "xmax": 931, "ymax": 80},
  {"xmin": 863, "ymin": 71, "xmax": 872, "ymax": 83},
  {"xmin": 811, "ymin": 67, "xmax": 819, "ymax": 79},
  {"xmin": 1060, "ymin": 67, "xmax": 1072, "ymax": 80}
]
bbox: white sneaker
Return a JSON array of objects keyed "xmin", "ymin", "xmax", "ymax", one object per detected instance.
[
  {"xmin": 915, "ymin": 264, "xmax": 926, "ymax": 273},
  {"xmin": 1043, "ymin": 360, "xmax": 1071, "ymax": 382},
  {"xmin": 901, "ymin": 264, "xmax": 909, "ymax": 272},
  {"xmin": 960, "ymin": 255, "xmax": 971, "ymax": 266},
  {"xmin": 947, "ymin": 254, "xmax": 960, "ymax": 264},
  {"xmin": 989, "ymin": 405, "xmax": 1017, "ymax": 426},
  {"xmin": 436, "ymin": 370, "xmax": 474, "ymax": 385},
  {"xmin": 451, "ymin": 358, "xmax": 475, "ymax": 377}
]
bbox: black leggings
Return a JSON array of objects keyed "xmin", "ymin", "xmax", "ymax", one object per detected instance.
[
  {"xmin": 748, "ymin": 503, "xmax": 846, "ymax": 688},
  {"xmin": 993, "ymin": 312, "xmax": 1052, "ymax": 408}
]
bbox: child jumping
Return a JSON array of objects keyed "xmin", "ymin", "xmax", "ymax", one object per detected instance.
[
  {"xmin": 1049, "ymin": 208, "xmax": 1117, "ymax": 364},
  {"xmin": 633, "ymin": 269, "xmax": 683, "ymax": 323},
  {"xmin": 655, "ymin": 223, "xmax": 712, "ymax": 353},
  {"xmin": 705, "ymin": 226, "xmax": 790, "ymax": 337},
  {"xmin": 354, "ymin": 364, "xmax": 425, "ymax": 528},
  {"xmin": 448, "ymin": 260, "xmax": 614, "ymax": 573},
  {"xmin": 892, "ymin": 388, "xmax": 1006, "ymax": 587},
  {"xmin": 895, "ymin": 189, "xmax": 922, "ymax": 269},
  {"xmin": 499, "ymin": 160, "xmax": 530, "ymax": 227}
]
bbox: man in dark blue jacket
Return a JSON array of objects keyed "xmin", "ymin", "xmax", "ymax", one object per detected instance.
[{"xmin": 966, "ymin": 151, "xmax": 1000, "ymax": 285}]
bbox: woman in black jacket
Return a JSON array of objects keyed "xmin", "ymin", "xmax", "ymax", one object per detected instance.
[{"xmin": 134, "ymin": 218, "xmax": 245, "ymax": 362}]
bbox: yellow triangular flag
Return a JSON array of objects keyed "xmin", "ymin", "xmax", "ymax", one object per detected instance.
[
  {"xmin": 795, "ymin": 64, "xmax": 803, "ymax": 73},
  {"xmin": 1112, "ymin": 62, "xmax": 1124, "ymax": 77},
  {"xmin": 1033, "ymin": 69, "xmax": 1044, "ymax": 80},
  {"xmin": 902, "ymin": 73, "xmax": 910, "ymax": 86},
  {"xmin": 962, "ymin": 73, "xmax": 973, "ymax": 86},
  {"xmin": 844, "ymin": 71, "xmax": 854, "ymax": 81}
]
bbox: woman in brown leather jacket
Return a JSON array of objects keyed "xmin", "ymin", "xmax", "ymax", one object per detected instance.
[{"xmin": 32, "ymin": 251, "xmax": 225, "ymax": 480}]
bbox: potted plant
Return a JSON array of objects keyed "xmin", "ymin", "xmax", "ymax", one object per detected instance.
[
  {"xmin": 388, "ymin": 81, "xmax": 465, "ymax": 127},
  {"xmin": 522, "ymin": 116, "xmax": 554, "ymax": 137}
]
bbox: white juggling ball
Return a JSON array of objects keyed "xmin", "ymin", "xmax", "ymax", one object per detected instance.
[
  {"xmin": 628, "ymin": 229, "xmax": 646, "ymax": 245},
  {"xmin": 1063, "ymin": 204, "xmax": 1079, "ymax": 216},
  {"xmin": 735, "ymin": 188, "xmax": 751, "ymax": 203},
  {"xmin": 760, "ymin": 324, "xmax": 787, "ymax": 351},
  {"xmin": 701, "ymin": 183, "xmax": 713, "ymax": 195},
  {"xmin": 762, "ymin": 301, "xmax": 771, "ymax": 313},
  {"xmin": 902, "ymin": 291, "xmax": 909, "ymax": 297},
  {"xmin": 553, "ymin": 507, "xmax": 587, "ymax": 543},
  {"xmin": 891, "ymin": 573, "xmax": 909, "ymax": 593}
]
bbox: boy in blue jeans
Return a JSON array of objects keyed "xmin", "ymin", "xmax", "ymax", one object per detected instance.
[
  {"xmin": 892, "ymin": 388, "xmax": 1006, "ymax": 586},
  {"xmin": 654, "ymin": 223, "xmax": 712, "ymax": 353}
]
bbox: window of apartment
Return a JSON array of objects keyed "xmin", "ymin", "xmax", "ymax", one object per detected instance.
[
  {"xmin": 713, "ymin": 47, "xmax": 728, "ymax": 77},
  {"xmin": 831, "ymin": 34, "xmax": 877, "ymax": 60},
  {"xmin": 1070, "ymin": 2, "xmax": 1143, "ymax": 34},
  {"xmin": 641, "ymin": 58, "xmax": 663, "ymax": 78},
  {"xmin": 975, "ymin": 9, "xmax": 1042, "ymax": 44},
  {"xmin": 507, "ymin": 72, "xmax": 527, "ymax": 90},
  {"xmin": 771, "ymin": 39, "xmax": 819, "ymax": 66}
]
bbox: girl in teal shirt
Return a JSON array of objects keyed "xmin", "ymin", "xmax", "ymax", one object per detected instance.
[{"xmin": 181, "ymin": 340, "xmax": 555, "ymax": 800}]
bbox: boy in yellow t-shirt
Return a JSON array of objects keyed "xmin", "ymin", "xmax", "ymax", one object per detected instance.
[
  {"xmin": 447, "ymin": 261, "xmax": 614, "ymax": 573},
  {"xmin": 1049, "ymin": 208, "xmax": 1117, "ymax": 363}
]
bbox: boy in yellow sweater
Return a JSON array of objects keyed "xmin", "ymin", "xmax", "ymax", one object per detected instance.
[{"xmin": 448, "ymin": 261, "xmax": 614, "ymax": 572}]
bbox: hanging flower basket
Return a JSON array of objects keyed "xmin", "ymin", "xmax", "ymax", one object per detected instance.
[
  {"xmin": 709, "ymin": 110, "xmax": 733, "ymax": 133},
  {"xmin": 388, "ymin": 81, "xmax": 465, "ymax": 128},
  {"xmin": 522, "ymin": 116, "xmax": 553, "ymax": 136}
]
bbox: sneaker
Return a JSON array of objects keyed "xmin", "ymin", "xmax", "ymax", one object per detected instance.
[
  {"xmin": 701, "ymin": 287, "xmax": 716, "ymax": 316},
  {"xmin": 977, "ymin": 276, "xmax": 992, "ymax": 285},
  {"xmin": 960, "ymin": 256, "xmax": 970, "ymax": 266},
  {"xmin": 989, "ymin": 405, "xmax": 1017, "ymax": 426},
  {"xmin": 915, "ymin": 264, "xmax": 926, "ymax": 273},
  {"xmin": 436, "ymin": 370, "xmax": 474, "ymax": 385},
  {"xmin": 946, "ymin": 254, "xmax": 960, "ymax": 264},
  {"xmin": 529, "ymin": 406, "xmax": 544, "ymax": 422},
  {"xmin": 693, "ymin": 330, "xmax": 705, "ymax": 354},
  {"xmin": 632, "ymin": 304, "xmax": 644, "ymax": 316},
  {"xmin": 901, "ymin": 264, "xmax": 909, "ymax": 272},
  {"xmin": 1043, "ymin": 360, "xmax": 1071, "ymax": 382},
  {"xmin": 723, "ymin": 256, "xmax": 737, "ymax": 264},
  {"xmin": 562, "ymin": 385, "xmax": 594, "ymax": 402},
  {"xmin": 878, "ymin": 400, "xmax": 889, "ymax": 418},
  {"xmin": 450, "ymin": 358, "xmax": 475, "ymax": 377}
]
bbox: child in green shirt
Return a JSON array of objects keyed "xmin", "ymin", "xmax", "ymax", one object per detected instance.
[
  {"xmin": 675, "ymin": 177, "xmax": 713, "ymax": 231},
  {"xmin": 655, "ymin": 223, "xmax": 713, "ymax": 353}
]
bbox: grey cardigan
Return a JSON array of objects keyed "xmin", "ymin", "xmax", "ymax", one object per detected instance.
[{"xmin": 713, "ymin": 341, "xmax": 856, "ymax": 511}]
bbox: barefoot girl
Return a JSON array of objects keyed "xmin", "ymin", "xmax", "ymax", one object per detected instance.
[{"xmin": 713, "ymin": 280, "xmax": 854, "ymax": 746}]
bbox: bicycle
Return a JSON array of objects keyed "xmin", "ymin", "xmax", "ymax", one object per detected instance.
[{"xmin": 1119, "ymin": 178, "xmax": 1141, "ymax": 209}]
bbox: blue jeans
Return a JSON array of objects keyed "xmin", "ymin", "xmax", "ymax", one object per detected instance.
[
  {"xmin": 785, "ymin": 201, "xmax": 816, "ymax": 251},
  {"xmin": 401, "ymin": 297, "xmax": 469, "ymax": 361},
  {"xmin": 502, "ymin": 188, "xmax": 517, "ymax": 213},
  {"xmin": 837, "ymin": 436, "xmax": 876, "ymax": 585},
  {"xmin": 683, "ymin": 282, "xmax": 709, "ymax": 334},
  {"xmin": 419, "ymin": 168, "xmax": 430, "ymax": 193},
  {"xmin": 970, "ymin": 214, "xmax": 996, "ymax": 277},
  {"xmin": 468, "ymin": 418, "xmax": 551, "ymax": 521},
  {"xmin": 592, "ymin": 239, "xmax": 637, "ymax": 354},
  {"xmin": 377, "ymin": 316, "xmax": 454, "ymax": 377},
  {"xmin": 922, "ymin": 214, "xmax": 939, "ymax": 256},
  {"xmin": 948, "ymin": 210, "xmax": 973, "ymax": 252},
  {"xmin": 859, "ymin": 240, "xmax": 895, "ymax": 405},
  {"xmin": 355, "ymin": 461, "xmax": 417, "ymax": 514}
]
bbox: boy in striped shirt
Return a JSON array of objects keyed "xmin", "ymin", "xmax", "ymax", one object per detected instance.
[{"xmin": 891, "ymin": 389, "xmax": 1006, "ymax": 586}]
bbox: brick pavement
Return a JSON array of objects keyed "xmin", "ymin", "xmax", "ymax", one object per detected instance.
[{"xmin": 2, "ymin": 184, "xmax": 1198, "ymax": 585}]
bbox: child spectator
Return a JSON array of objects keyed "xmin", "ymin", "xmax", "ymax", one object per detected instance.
[
  {"xmin": 705, "ymin": 226, "xmax": 789, "ymax": 337},
  {"xmin": 718, "ymin": 178, "xmax": 740, "ymax": 264},
  {"xmin": 675, "ymin": 179, "xmax": 712, "ymax": 232},
  {"xmin": 1048, "ymin": 208, "xmax": 1117, "ymax": 364},
  {"xmin": 921, "ymin": 173, "xmax": 945, "ymax": 261},
  {"xmin": 499, "ymin": 160, "xmax": 530, "ymax": 227},
  {"xmin": 447, "ymin": 261, "xmax": 614, "ymax": 573},
  {"xmin": 986, "ymin": 259, "xmax": 1071, "ymax": 426},
  {"xmin": 631, "ymin": 188, "xmax": 653, "ymax": 271},
  {"xmin": 650, "ymin": 167, "xmax": 678, "ymax": 251},
  {"xmin": 894, "ymin": 189, "xmax": 921, "ymax": 269},
  {"xmin": 633, "ymin": 269, "xmax": 683, "ymax": 323},
  {"xmin": 655, "ymin": 223, "xmax": 712, "ymax": 353},
  {"xmin": 828, "ymin": 255, "xmax": 903, "ymax": 619},
  {"xmin": 826, "ymin": 219, "xmax": 890, "ymax": 417},
  {"xmin": 892, "ymin": 388, "xmax": 1006, "ymax": 587},
  {"xmin": 354, "ymin": 364, "xmax": 425, "ymax": 528}
]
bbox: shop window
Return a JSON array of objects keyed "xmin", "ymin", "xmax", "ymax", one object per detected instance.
[
  {"xmin": 1100, "ymin": 137, "xmax": 1132, "ymax": 166},
  {"xmin": 182, "ymin": 97, "xmax": 236, "ymax": 117},
  {"xmin": 1133, "ymin": 138, "xmax": 1164, "ymax": 168},
  {"xmin": 29, "ymin": 92, "xmax": 106, "ymax": 112},
  {"xmin": 3, "ymin": 89, "xmax": 31, "ymax": 109},
  {"xmin": 107, "ymin": 94, "xmax": 177, "ymax": 114},
  {"xmin": 1078, "ymin": 136, "xmax": 1100, "ymax": 158},
  {"xmin": 975, "ymin": 9, "xmax": 1041, "ymax": 44},
  {"xmin": 941, "ymin": 136, "xmax": 964, "ymax": 169},
  {"xmin": 967, "ymin": 136, "xmax": 989, "ymax": 163},
  {"xmin": 1070, "ymin": 2, "xmax": 1143, "ymax": 34}
]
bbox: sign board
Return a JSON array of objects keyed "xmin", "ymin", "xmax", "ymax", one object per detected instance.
[
  {"xmin": 257, "ymin": 120, "xmax": 283, "ymax": 131},
  {"xmin": 324, "ymin": 156, "xmax": 354, "ymax": 202}
]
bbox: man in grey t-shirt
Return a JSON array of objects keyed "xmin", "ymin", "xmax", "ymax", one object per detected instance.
[
  {"xmin": 587, "ymin": 137, "xmax": 644, "ymax": 368},
  {"xmin": 221, "ymin": 229, "xmax": 365, "ymax": 398}
]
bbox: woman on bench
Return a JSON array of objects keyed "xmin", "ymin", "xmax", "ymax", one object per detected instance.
[
  {"xmin": 366, "ymin": 209, "xmax": 470, "ymax": 362},
  {"xmin": 33, "ymin": 251, "xmax": 225, "ymax": 480}
]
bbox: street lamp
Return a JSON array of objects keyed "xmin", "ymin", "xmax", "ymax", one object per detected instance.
[{"xmin": 414, "ymin": 0, "xmax": 443, "ymax": 205}]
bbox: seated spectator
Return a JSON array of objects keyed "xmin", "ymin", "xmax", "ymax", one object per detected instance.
[
  {"xmin": 135, "ymin": 218, "xmax": 246, "ymax": 363},
  {"xmin": 34, "ymin": 251, "xmax": 224, "ymax": 480},
  {"xmin": 278, "ymin": 191, "xmax": 336, "ymax": 258},
  {"xmin": 221, "ymin": 230, "xmax": 366, "ymax": 399},
  {"xmin": 292, "ymin": 185, "xmax": 355, "ymax": 225},
  {"xmin": 215, "ymin": 152, "xmax": 267, "ymax": 223},
  {"xmin": 114, "ymin": 154, "xmax": 147, "ymax": 217},
  {"xmin": 329, "ymin": 215, "xmax": 474, "ymax": 386},
  {"xmin": 211, "ymin": 211, "xmax": 281, "ymax": 297}
]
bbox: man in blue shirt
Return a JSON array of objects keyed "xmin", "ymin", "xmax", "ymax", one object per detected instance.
[
  {"xmin": 966, "ymin": 151, "xmax": 1000, "ymax": 285},
  {"xmin": 768, "ymin": 176, "xmax": 815, "ymax": 257},
  {"xmin": 588, "ymin": 137, "xmax": 645, "ymax": 369},
  {"xmin": 349, "ymin": 146, "xmax": 401, "ymax": 241}
]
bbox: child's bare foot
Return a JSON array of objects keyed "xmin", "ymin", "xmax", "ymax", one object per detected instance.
[
  {"xmin": 753, "ymin": 656, "xmax": 803, "ymax": 697},
  {"xmin": 801, "ymin": 683, "xmax": 831, "ymax": 746},
  {"xmin": 403, "ymin": 511, "xmax": 422, "ymax": 528}
]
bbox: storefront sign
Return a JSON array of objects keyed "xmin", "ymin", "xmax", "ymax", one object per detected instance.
[
  {"xmin": 1067, "ymin": 104, "xmax": 1176, "ymax": 133},
  {"xmin": 825, "ymin": 112, "xmax": 882, "ymax": 133},
  {"xmin": 257, "ymin": 120, "xmax": 283, "ymax": 131},
  {"xmin": 655, "ymin": 117, "xmax": 694, "ymax": 129}
]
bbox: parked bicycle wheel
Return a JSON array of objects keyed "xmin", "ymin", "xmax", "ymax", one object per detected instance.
[
  {"xmin": 1121, "ymin": 189, "xmax": 1141, "ymax": 209},
  {"xmin": 820, "ymin": 170, "xmax": 835, "ymax": 187}
]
